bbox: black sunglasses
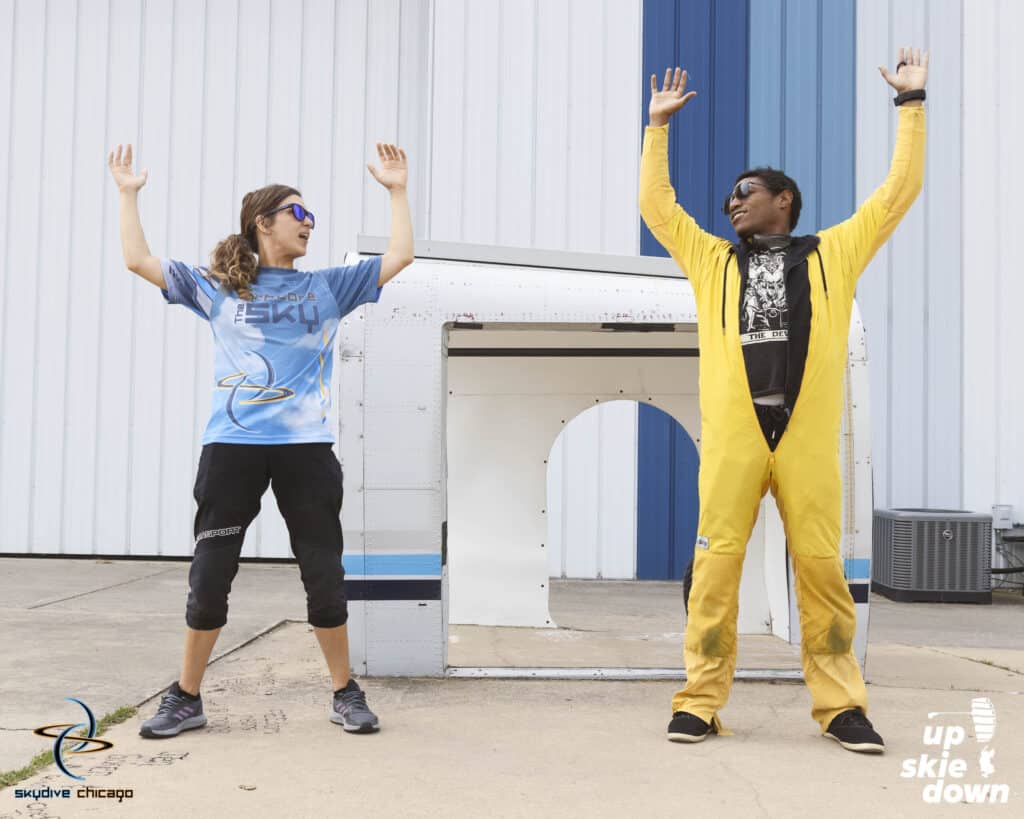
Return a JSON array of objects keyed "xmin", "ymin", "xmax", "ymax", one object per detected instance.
[
  {"xmin": 721, "ymin": 179, "xmax": 766, "ymax": 215},
  {"xmin": 263, "ymin": 203, "xmax": 315, "ymax": 229}
]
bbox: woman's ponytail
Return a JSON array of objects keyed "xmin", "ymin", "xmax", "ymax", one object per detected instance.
[
  {"xmin": 209, "ymin": 184, "xmax": 301, "ymax": 300},
  {"xmin": 209, "ymin": 231, "xmax": 259, "ymax": 301}
]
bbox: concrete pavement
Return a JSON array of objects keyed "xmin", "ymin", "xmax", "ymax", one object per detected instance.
[{"xmin": 2, "ymin": 558, "xmax": 1022, "ymax": 818}]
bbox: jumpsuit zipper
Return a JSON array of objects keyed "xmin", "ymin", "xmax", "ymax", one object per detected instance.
[
  {"xmin": 815, "ymin": 247, "xmax": 828, "ymax": 299},
  {"xmin": 720, "ymin": 249, "xmax": 734, "ymax": 333}
]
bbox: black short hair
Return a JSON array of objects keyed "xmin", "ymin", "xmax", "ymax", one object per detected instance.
[{"xmin": 732, "ymin": 167, "xmax": 802, "ymax": 231}]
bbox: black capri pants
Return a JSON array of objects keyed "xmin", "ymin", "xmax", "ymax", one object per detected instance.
[{"xmin": 186, "ymin": 443, "xmax": 347, "ymax": 630}]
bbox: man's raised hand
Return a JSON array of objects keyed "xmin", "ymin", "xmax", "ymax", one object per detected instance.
[
  {"xmin": 879, "ymin": 47, "xmax": 929, "ymax": 94},
  {"xmin": 649, "ymin": 67, "xmax": 697, "ymax": 127}
]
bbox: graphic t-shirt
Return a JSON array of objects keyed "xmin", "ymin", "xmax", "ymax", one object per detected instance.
[
  {"xmin": 161, "ymin": 256, "xmax": 382, "ymax": 444},
  {"xmin": 740, "ymin": 249, "xmax": 788, "ymax": 398}
]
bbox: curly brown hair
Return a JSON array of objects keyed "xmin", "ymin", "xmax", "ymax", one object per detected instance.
[{"xmin": 209, "ymin": 184, "xmax": 301, "ymax": 300}]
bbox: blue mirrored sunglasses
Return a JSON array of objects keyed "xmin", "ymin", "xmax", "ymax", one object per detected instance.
[{"xmin": 263, "ymin": 203, "xmax": 315, "ymax": 229}]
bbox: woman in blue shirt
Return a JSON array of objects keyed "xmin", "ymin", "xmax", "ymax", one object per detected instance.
[{"xmin": 107, "ymin": 141, "xmax": 413, "ymax": 738}]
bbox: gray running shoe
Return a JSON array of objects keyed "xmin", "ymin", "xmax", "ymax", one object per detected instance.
[
  {"xmin": 330, "ymin": 680, "xmax": 379, "ymax": 733},
  {"xmin": 140, "ymin": 685, "xmax": 207, "ymax": 739}
]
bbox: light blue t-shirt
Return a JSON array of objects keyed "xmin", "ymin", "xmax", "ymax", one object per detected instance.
[{"xmin": 162, "ymin": 256, "xmax": 382, "ymax": 445}]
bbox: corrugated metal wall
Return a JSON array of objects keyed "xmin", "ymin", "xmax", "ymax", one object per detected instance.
[
  {"xmin": 0, "ymin": 0, "xmax": 427, "ymax": 555},
  {"xmin": 640, "ymin": 0, "xmax": 748, "ymax": 250},
  {"xmin": 855, "ymin": 0, "xmax": 962, "ymax": 511},
  {"xmin": 960, "ymin": 0, "xmax": 1023, "ymax": 520},
  {"xmin": 429, "ymin": 0, "xmax": 642, "ymax": 253},
  {"xmin": 427, "ymin": 0, "xmax": 645, "ymax": 579},
  {"xmin": 1, "ymin": 0, "xmax": 1020, "ymax": 562},
  {"xmin": 0, "ymin": 0, "xmax": 648, "ymax": 560},
  {"xmin": 748, "ymin": 0, "xmax": 855, "ymax": 233},
  {"xmin": 855, "ymin": 0, "xmax": 1023, "ymax": 522},
  {"xmin": 547, "ymin": 401, "xmax": 638, "ymax": 580}
]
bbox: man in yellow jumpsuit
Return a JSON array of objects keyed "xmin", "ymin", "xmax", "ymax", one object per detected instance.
[{"xmin": 639, "ymin": 49, "xmax": 928, "ymax": 753}]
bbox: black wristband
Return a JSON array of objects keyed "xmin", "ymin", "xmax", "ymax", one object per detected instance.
[{"xmin": 893, "ymin": 89, "xmax": 926, "ymax": 107}]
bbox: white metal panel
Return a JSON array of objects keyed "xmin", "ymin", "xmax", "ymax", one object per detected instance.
[
  {"xmin": 0, "ymin": 0, "xmax": 14, "ymax": 349},
  {"xmin": 296, "ymin": 0, "xmax": 338, "ymax": 270},
  {"xmin": 497, "ymin": 0, "xmax": 536, "ymax": 247},
  {"xmin": 922, "ymin": 0, "xmax": 964, "ymax": 508},
  {"xmin": 0, "ymin": 0, "xmax": 46, "ymax": 552},
  {"xmin": 547, "ymin": 433, "xmax": 565, "ymax": 576},
  {"xmin": 565, "ymin": 0, "xmax": 605, "ymax": 252},
  {"xmin": 546, "ymin": 401, "xmax": 638, "ymax": 580},
  {"xmin": 30, "ymin": 1, "xmax": 79, "ymax": 552},
  {"xmin": 447, "ymin": 362, "xmax": 701, "ymax": 627},
  {"xmin": 361, "ymin": 0, "xmax": 428, "ymax": 241},
  {"xmin": 595, "ymin": 400, "xmax": 638, "ymax": 578},
  {"xmin": 962, "ymin": 0, "xmax": 998, "ymax": 518},
  {"xmin": 397, "ymin": 0, "xmax": 431, "ymax": 240},
  {"xmin": 533, "ymin": 0, "xmax": 570, "ymax": 249},
  {"xmin": 234, "ymin": 0, "xmax": 272, "ymax": 202},
  {"xmin": 94, "ymin": 0, "xmax": 149, "ymax": 555},
  {"xmin": 602, "ymin": 0, "xmax": 642, "ymax": 255},
  {"xmin": 329, "ymin": 0, "xmax": 368, "ymax": 259},
  {"xmin": 266, "ymin": 0, "xmax": 303, "ymax": 186},
  {"xmin": 963, "ymin": 0, "xmax": 1024, "ymax": 521},
  {"xmin": 365, "ymin": 600, "xmax": 444, "ymax": 676},
  {"xmin": 160, "ymin": 0, "xmax": 208, "ymax": 558},
  {"xmin": 995, "ymin": 1, "xmax": 1024, "ymax": 521},
  {"xmin": 427, "ymin": 0, "xmax": 642, "ymax": 253},
  {"xmin": 0, "ymin": 0, "xmax": 405, "ymax": 556},
  {"xmin": 426, "ymin": 0, "xmax": 466, "ymax": 241},
  {"xmin": 461, "ymin": 1, "xmax": 500, "ymax": 244},
  {"xmin": 854, "ymin": 0, "xmax": 893, "ymax": 508},
  {"xmin": 855, "ymin": 0, "xmax": 966, "ymax": 511},
  {"xmin": 128, "ymin": 0, "xmax": 176, "ymax": 555},
  {"xmin": 885, "ymin": 1, "xmax": 928, "ymax": 510},
  {"xmin": 61, "ymin": 0, "xmax": 112, "ymax": 555},
  {"xmin": 562, "ymin": 408, "xmax": 600, "ymax": 578}
]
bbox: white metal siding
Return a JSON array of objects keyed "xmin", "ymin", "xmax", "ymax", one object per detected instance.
[
  {"xmin": 0, "ymin": 0, "xmax": 422, "ymax": 555},
  {"xmin": 547, "ymin": 401, "xmax": 638, "ymax": 580},
  {"xmin": 962, "ymin": 0, "xmax": 1024, "ymax": 520},
  {"xmin": 856, "ymin": 0, "xmax": 1022, "ymax": 523},
  {"xmin": 855, "ymin": 0, "xmax": 963, "ymax": 511},
  {"xmin": 0, "ymin": 0, "xmax": 646, "ymax": 558},
  {"xmin": 429, "ymin": 0, "xmax": 644, "ymax": 577},
  {"xmin": 427, "ymin": 0, "xmax": 642, "ymax": 254}
]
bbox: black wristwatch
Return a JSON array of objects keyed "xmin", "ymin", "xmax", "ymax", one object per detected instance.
[{"xmin": 893, "ymin": 89, "xmax": 926, "ymax": 107}]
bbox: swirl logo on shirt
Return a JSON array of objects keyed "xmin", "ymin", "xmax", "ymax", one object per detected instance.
[{"xmin": 217, "ymin": 350, "xmax": 295, "ymax": 430}]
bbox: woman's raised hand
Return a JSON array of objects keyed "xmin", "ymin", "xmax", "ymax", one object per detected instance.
[
  {"xmin": 367, "ymin": 143, "xmax": 408, "ymax": 192},
  {"xmin": 107, "ymin": 144, "xmax": 148, "ymax": 193}
]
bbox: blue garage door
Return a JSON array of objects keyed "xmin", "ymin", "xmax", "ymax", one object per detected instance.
[{"xmin": 636, "ymin": 403, "xmax": 700, "ymax": 580}]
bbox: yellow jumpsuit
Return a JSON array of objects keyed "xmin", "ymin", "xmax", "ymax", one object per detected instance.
[{"xmin": 639, "ymin": 106, "xmax": 925, "ymax": 731}]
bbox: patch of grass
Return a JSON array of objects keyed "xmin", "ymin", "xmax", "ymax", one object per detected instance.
[
  {"xmin": 0, "ymin": 705, "xmax": 137, "ymax": 790},
  {"xmin": 0, "ymin": 749, "xmax": 55, "ymax": 790},
  {"xmin": 97, "ymin": 706, "xmax": 137, "ymax": 733}
]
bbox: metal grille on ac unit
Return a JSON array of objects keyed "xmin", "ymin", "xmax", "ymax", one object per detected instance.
[{"xmin": 872, "ymin": 509, "xmax": 992, "ymax": 603}]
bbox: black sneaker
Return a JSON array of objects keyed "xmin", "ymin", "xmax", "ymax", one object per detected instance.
[
  {"xmin": 140, "ymin": 683, "xmax": 207, "ymax": 739},
  {"xmin": 330, "ymin": 680, "xmax": 379, "ymax": 733},
  {"xmin": 667, "ymin": 711, "xmax": 715, "ymax": 743},
  {"xmin": 824, "ymin": 710, "xmax": 885, "ymax": 753}
]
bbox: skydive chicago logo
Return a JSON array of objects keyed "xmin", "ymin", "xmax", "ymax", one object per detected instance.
[
  {"xmin": 15, "ymin": 698, "xmax": 134, "ymax": 803},
  {"xmin": 33, "ymin": 697, "xmax": 112, "ymax": 780},
  {"xmin": 901, "ymin": 698, "xmax": 1009, "ymax": 804}
]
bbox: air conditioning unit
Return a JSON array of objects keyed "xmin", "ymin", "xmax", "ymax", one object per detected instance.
[{"xmin": 872, "ymin": 509, "xmax": 992, "ymax": 603}]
